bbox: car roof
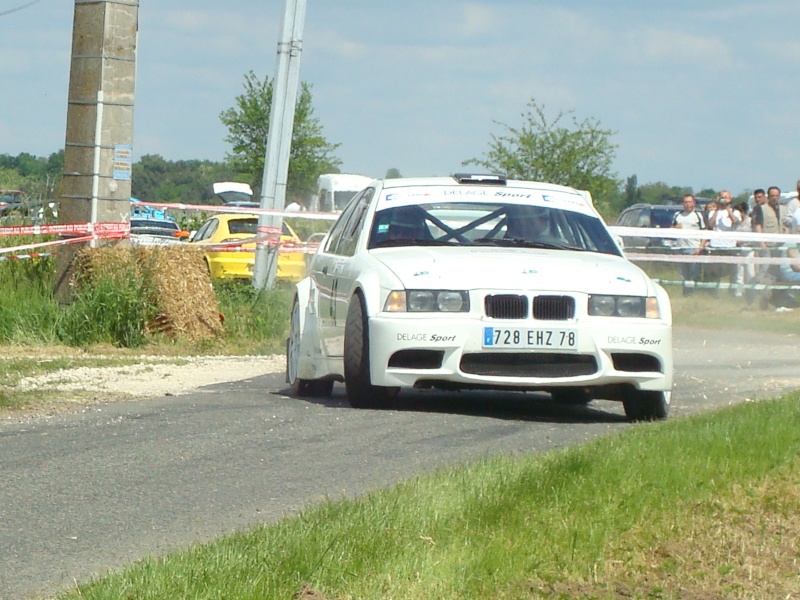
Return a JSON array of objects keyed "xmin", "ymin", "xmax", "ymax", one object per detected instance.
[
  {"xmin": 373, "ymin": 176, "xmax": 595, "ymax": 215},
  {"xmin": 131, "ymin": 218, "xmax": 179, "ymax": 227},
  {"xmin": 378, "ymin": 176, "xmax": 581, "ymax": 194},
  {"xmin": 212, "ymin": 212, "xmax": 259, "ymax": 221}
]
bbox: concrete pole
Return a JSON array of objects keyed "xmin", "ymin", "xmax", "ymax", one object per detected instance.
[
  {"xmin": 252, "ymin": 0, "xmax": 306, "ymax": 290},
  {"xmin": 54, "ymin": 0, "xmax": 138, "ymax": 300}
]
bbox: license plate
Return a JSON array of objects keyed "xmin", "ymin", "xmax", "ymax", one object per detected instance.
[{"xmin": 483, "ymin": 327, "xmax": 577, "ymax": 349}]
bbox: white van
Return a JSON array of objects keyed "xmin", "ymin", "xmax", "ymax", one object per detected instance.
[{"xmin": 315, "ymin": 173, "xmax": 374, "ymax": 212}]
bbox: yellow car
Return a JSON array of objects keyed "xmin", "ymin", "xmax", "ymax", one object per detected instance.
[{"xmin": 190, "ymin": 213, "xmax": 307, "ymax": 282}]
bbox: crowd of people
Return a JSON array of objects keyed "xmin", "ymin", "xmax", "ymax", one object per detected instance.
[{"xmin": 670, "ymin": 181, "xmax": 800, "ymax": 300}]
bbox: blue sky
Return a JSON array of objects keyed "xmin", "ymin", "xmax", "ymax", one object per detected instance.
[{"xmin": 1, "ymin": 1, "xmax": 799, "ymax": 196}]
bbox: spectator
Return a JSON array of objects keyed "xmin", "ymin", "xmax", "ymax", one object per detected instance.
[
  {"xmin": 784, "ymin": 180, "xmax": 800, "ymax": 231},
  {"xmin": 735, "ymin": 201, "xmax": 756, "ymax": 291},
  {"xmin": 776, "ymin": 242, "xmax": 800, "ymax": 282},
  {"xmin": 751, "ymin": 187, "xmax": 785, "ymax": 274},
  {"xmin": 770, "ymin": 241, "xmax": 800, "ymax": 309},
  {"xmin": 671, "ymin": 194, "xmax": 707, "ymax": 296},
  {"xmin": 768, "ymin": 186, "xmax": 789, "ymax": 232},
  {"xmin": 706, "ymin": 190, "xmax": 742, "ymax": 296},
  {"xmin": 704, "ymin": 198, "xmax": 718, "ymax": 223},
  {"xmin": 285, "ymin": 198, "xmax": 304, "ymax": 212}
]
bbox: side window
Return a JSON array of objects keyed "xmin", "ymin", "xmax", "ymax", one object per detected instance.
[
  {"xmin": 336, "ymin": 188, "xmax": 374, "ymax": 257},
  {"xmin": 194, "ymin": 219, "xmax": 218, "ymax": 242},
  {"xmin": 617, "ymin": 210, "xmax": 634, "ymax": 227},
  {"xmin": 636, "ymin": 209, "xmax": 650, "ymax": 227},
  {"xmin": 323, "ymin": 191, "xmax": 365, "ymax": 255}
]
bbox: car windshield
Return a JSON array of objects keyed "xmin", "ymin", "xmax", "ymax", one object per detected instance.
[
  {"xmin": 228, "ymin": 218, "xmax": 258, "ymax": 235},
  {"xmin": 130, "ymin": 219, "xmax": 179, "ymax": 236},
  {"xmin": 651, "ymin": 207, "xmax": 682, "ymax": 229},
  {"xmin": 224, "ymin": 218, "xmax": 294, "ymax": 237},
  {"xmin": 368, "ymin": 202, "xmax": 620, "ymax": 256}
]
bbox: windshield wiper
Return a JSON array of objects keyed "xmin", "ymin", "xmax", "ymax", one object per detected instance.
[
  {"xmin": 473, "ymin": 238, "xmax": 569, "ymax": 250},
  {"xmin": 371, "ymin": 239, "xmax": 459, "ymax": 249}
]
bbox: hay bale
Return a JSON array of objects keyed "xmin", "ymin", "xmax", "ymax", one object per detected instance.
[
  {"xmin": 71, "ymin": 244, "xmax": 223, "ymax": 340},
  {"xmin": 143, "ymin": 245, "xmax": 223, "ymax": 340}
]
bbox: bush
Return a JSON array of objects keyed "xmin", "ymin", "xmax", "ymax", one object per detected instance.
[
  {"xmin": 57, "ymin": 247, "xmax": 158, "ymax": 348},
  {"xmin": 0, "ymin": 252, "xmax": 60, "ymax": 345},
  {"xmin": 214, "ymin": 280, "xmax": 293, "ymax": 353}
]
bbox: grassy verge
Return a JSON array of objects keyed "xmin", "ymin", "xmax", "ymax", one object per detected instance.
[{"xmin": 56, "ymin": 394, "xmax": 800, "ymax": 600}]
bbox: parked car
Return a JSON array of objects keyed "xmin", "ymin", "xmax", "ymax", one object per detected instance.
[
  {"xmin": 212, "ymin": 181, "xmax": 255, "ymax": 206},
  {"xmin": 129, "ymin": 218, "xmax": 190, "ymax": 246},
  {"xmin": 0, "ymin": 190, "xmax": 23, "ymax": 216},
  {"xmin": 189, "ymin": 213, "xmax": 306, "ymax": 282},
  {"xmin": 614, "ymin": 203, "xmax": 684, "ymax": 250},
  {"xmin": 286, "ymin": 174, "xmax": 673, "ymax": 421},
  {"xmin": 131, "ymin": 197, "xmax": 171, "ymax": 220}
]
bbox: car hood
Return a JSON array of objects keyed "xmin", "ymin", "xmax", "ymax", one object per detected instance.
[{"xmin": 373, "ymin": 247, "xmax": 653, "ymax": 295}]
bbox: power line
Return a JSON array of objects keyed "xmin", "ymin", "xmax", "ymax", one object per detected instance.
[{"xmin": 0, "ymin": 0, "xmax": 43, "ymax": 18}]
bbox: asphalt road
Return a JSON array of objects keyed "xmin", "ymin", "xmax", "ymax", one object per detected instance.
[{"xmin": 1, "ymin": 326, "xmax": 799, "ymax": 599}]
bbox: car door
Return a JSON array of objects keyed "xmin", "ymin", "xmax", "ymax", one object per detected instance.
[
  {"xmin": 312, "ymin": 189, "xmax": 373, "ymax": 357},
  {"xmin": 329, "ymin": 191, "xmax": 373, "ymax": 351}
]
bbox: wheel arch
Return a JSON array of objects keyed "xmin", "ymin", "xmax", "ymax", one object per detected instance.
[{"xmin": 290, "ymin": 277, "xmax": 323, "ymax": 381}]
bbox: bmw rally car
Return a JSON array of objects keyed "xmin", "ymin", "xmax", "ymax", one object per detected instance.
[{"xmin": 286, "ymin": 174, "xmax": 673, "ymax": 421}]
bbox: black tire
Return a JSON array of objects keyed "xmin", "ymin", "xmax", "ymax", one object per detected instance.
[
  {"xmin": 286, "ymin": 299, "xmax": 333, "ymax": 398},
  {"xmin": 343, "ymin": 292, "xmax": 398, "ymax": 408},
  {"xmin": 551, "ymin": 388, "xmax": 592, "ymax": 405},
  {"xmin": 622, "ymin": 390, "xmax": 669, "ymax": 422}
]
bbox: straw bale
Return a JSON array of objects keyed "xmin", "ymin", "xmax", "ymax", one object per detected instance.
[
  {"xmin": 143, "ymin": 245, "xmax": 223, "ymax": 340},
  {"xmin": 71, "ymin": 244, "xmax": 223, "ymax": 340}
]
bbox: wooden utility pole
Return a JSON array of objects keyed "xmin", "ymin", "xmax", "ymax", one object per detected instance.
[{"xmin": 54, "ymin": 0, "xmax": 139, "ymax": 300}]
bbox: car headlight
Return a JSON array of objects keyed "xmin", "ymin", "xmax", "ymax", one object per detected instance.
[
  {"xmin": 588, "ymin": 295, "xmax": 660, "ymax": 318},
  {"xmin": 384, "ymin": 290, "xmax": 470, "ymax": 312}
]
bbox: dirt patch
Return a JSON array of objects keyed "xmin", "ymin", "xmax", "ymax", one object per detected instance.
[
  {"xmin": 14, "ymin": 355, "xmax": 284, "ymax": 399},
  {"xmin": 1, "ymin": 354, "xmax": 286, "ymax": 421}
]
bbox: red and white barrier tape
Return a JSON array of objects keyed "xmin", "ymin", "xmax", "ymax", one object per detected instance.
[
  {"xmin": 0, "ymin": 222, "xmax": 129, "ymax": 237},
  {"xmin": 197, "ymin": 235, "xmax": 319, "ymax": 254},
  {"xmin": 135, "ymin": 201, "xmax": 338, "ymax": 221},
  {"xmin": 0, "ymin": 231, "xmax": 127, "ymax": 256},
  {"xmin": 0, "ymin": 252, "xmax": 52, "ymax": 262}
]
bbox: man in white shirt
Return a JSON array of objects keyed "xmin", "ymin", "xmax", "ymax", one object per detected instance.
[
  {"xmin": 671, "ymin": 194, "xmax": 707, "ymax": 295},
  {"xmin": 706, "ymin": 190, "xmax": 743, "ymax": 295},
  {"xmin": 285, "ymin": 200, "xmax": 303, "ymax": 212}
]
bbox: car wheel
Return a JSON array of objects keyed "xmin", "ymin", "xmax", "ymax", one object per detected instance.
[
  {"xmin": 286, "ymin": 298, "xmax": 333, "ymax": 398},
  {"xmin": 344, "ymin": 291, "xmax": 399, "ymax": 408},
  {"xmin": 622, "ymin": 390, "xmax": 669, "ymax": 422},
  {"xmin": 551, "ymin": 388, "xmax": 592, "ymax": 405}
]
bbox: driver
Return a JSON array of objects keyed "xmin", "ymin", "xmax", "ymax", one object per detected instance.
[
  {"xmin": 504, "ymin": 205, "xmax": 552, "ymax": 240},
  {"xmin": 386, "ymin": 206, "xmax": 429, "ymax": 241}
]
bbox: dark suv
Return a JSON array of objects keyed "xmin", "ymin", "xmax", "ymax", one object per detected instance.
[{"xmin": 614, "ymin": 203, "xmax": 684, "ymax": 250}]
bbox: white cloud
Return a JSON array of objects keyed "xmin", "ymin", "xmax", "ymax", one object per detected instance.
[{"xmin": 457, "ymin": 3, "xmax": 499, "ymax": 37}]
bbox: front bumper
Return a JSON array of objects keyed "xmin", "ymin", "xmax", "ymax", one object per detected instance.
[{"xmin": 368, "ymin": 314, "xmax": 672, "ymax": 394}]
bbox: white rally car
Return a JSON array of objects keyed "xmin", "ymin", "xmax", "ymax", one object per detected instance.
[{"xmin": 286, "ymin": 174, "xmax": 673, "ymax": 421}]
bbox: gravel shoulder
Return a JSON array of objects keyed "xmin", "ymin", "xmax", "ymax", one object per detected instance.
[
  {"xmin": 1, "ymin": 354, "xmax": 287, "ymax": 421},
  {"xmin": 5, "ymin": 325, "xmax": 800, "ymax": 421},
  {"xmin": 15, "ymin": 355, "xmax": 286, "ymax": 398}
]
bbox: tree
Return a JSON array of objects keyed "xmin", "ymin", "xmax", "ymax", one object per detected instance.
[
  {"xmin": 624, "ymin": 175, "xmax": 639, "ymax": 206},
  {"xmin": 219, "ymin": 71, "xmax": 341, "ymax": 199},
  {"xmin": 638, "ymin": 182, "xmax": 692, "ymax": 205},
  {"xmin": 131, "ymin": 155, "xmax": 238, "ymax": 204},
  {"xmin": 465, "ymin": 99, "xmax": 620, "ymax": 215},
  {"xmin": 385, "ymin": 168, "xmax": 402, "ymax": 179},
  {"xmin": 0, "ymin": 151, "xmax": 63, "ymax": 201}
]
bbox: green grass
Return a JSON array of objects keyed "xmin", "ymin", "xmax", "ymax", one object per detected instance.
[
  {"xmin": 55, "ymin": 395, "xmax": 800, "ymax": 600},
  {"xmin": 2, "ymin": 250, "xmax": 799, "ymax": 597},
  {"xmin": 0, "ymin": 250, "xmax": 294, "ymax": 354}
]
